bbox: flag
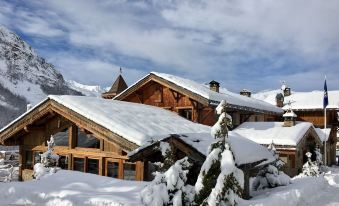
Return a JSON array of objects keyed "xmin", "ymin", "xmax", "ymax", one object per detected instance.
[{"xmin": 323, "ymin": 77, "xmax": 329, "ymax": 109}]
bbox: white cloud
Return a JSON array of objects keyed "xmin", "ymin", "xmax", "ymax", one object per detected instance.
[{"xmin": 0, "ymin": 0, "xmax": 338, "ymax": 91}]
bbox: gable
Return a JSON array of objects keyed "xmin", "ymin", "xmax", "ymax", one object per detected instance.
[
  {"xmin": 115, "ymin": 74, "xmax": 209, "ymax": 106},
  {"xmin": 0, "ymin": 99, "xmax": 139, "ymax": 152}
]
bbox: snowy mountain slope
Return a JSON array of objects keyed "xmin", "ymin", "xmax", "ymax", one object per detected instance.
[
  {"xmin": 0, "ymin": 25, "xmax": 81, "ymax": 128},
  {"xmin": 66, "ymin": 80, "xmax": 106, "ymax": 97}
]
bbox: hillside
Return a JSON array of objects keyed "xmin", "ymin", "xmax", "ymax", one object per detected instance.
[{"xmin": 0, "ymin": 26, "xmax": 81, "ymax": 128}]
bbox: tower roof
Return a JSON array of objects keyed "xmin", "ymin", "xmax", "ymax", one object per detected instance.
[{"xmin": 102, "ymin": 74, "xmax": 128, "ymax": 99}]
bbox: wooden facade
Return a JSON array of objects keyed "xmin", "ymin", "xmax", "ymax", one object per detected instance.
[
  {"xmin": 295, "ymin": 109, "xmax": 338, "ymax": 165},
  {"xmin": 0, "ymin": 99, "xmax": 144, "ymax": 182},
  {"xmin": 272, "ymin": 127, "xmax": 323, "ymax": 176},
  {"xmin": 114, "ymin": 73, "xmax": 280, "ymax": 126}
]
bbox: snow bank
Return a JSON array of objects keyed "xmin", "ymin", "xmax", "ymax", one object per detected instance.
[
  {"xmin": 240, "ymin": 176, "xmax": 328, "ymax": 206},
  {"xmin": 0, "ymin": 170, "xmax": 147, "ymax": 206}
]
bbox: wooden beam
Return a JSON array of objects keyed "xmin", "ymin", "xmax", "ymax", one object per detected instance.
[{"xmin": 69, "ymin": 125, "xmax": 78, "ymax": 149}]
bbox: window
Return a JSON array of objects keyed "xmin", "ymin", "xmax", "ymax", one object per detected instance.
[
  {"xmin": 25, "ymin": 151, "xmax": 33, "ymax": 168},
  {"xmin": 59, "ymin": 155, "xmax": 69, "ymax": 170},
  {"xmin": 87, "ymin": 159, "xmax": 99, "ymax": 174},
  {"xmin": 34, "ymin": 151, "xmax": 43, "ymax": 165},
  {"xmin": 53, "ymin": 128, "xmax": 69, "ymax": 146},
  {"xmin": 123, "ymin": 162, "xmax": 136, "ymax": 180},
  {"xmin": 178, "ymin": 108, "xmax": 192, "ymax": 120},
  {"xmin": 107, "ymin": 161, "xmax": 119, "ymax": 178},
  {"xmin": 73, "ymin": 157, "xmax": 85, "ymax": 172},
  {"xmin": 77, "ymin": 129, "xmax": 100, "ymax": 149}
]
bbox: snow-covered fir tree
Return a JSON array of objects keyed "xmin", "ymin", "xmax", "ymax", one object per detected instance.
[
  {"xmin": 253, "ymin": 142, "xmax": 291, "ymax": 190},
  {"xmin": 301, "ymin": 152, "xmax": 320, "ymax": 177},
  {"xmin": 194, "ymin": 100, "xmax": 243, "ymax": 206},
  {"xmin": 141, "ymin": 157, "xmax": 194, "ymax": 206},
  {"xmin": 33, "ymin": 135, "xmax": 59, "ymax": 179},
  {"xmin": 156, "ymin": 141, "xmax": 176, "ymax": 172}
]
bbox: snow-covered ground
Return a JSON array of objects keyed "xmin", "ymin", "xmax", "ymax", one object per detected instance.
[
  {"xmin": 2, "ymin": 167, "xmax": 339, "ymax": 205},
  {"xmin": 0, "ymin": 170, "xmax": 147, "ymax": 206},
  {"xmin": 240, "ymin": 167, "xmax": 339, "ymax": 206}
]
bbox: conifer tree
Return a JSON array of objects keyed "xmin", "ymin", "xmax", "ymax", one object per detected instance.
[{"xmin": 194, "ymin": 100, "xmax": 243, "ymax": 206}]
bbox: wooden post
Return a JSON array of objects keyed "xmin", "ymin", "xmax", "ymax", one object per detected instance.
[
  {"xmin": 69, "ymin": 125, "xmax": 78, "ymax": 149},
  {"xmin": 18, "ymin": 145, "xmax": 23, "ymax": 181},
  {"xmin": 136, "ymin": 161, "xmax": 144, "ymax": 181},
  {"xmin": 243, "ymin": 169, "xmax": 251, "ymax": 200},
  {"xmin": 119, "ymin": 159, "xmax": 124, "ymax": 179},
  {"xmin": 99, "ymin": 157, "xmax": 104, "ymax": 176},
  {"xmin": 68, "ymin": 153, "xmax": 72, "ymax": 170}
]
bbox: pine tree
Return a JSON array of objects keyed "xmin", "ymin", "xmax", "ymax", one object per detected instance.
[
  {"xmin": 157, "ymin": 142, "xmax": 176, "ymax": 172},
  {"xmin": 252, "ymin": 142, "xmax": 291, "ymax": 190},
  {"xmin": 194, "ymin": 100, "xmax": 243, "ymax": 206},
  {"xmin": 33, "ymin": 135, "xmax": 59, "ymax": 179},
  {"xmin": 141, "ymin": 157, "xmax": 193, "ymax": 206},
  {"xmin": 301, "ymin": 152, "xmax": 320, "ymax": 177}
]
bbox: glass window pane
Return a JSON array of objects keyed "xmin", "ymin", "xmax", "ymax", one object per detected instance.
[
  {"xmin": 87, "ymin": 159, "xmax": 99, "ymax": 174},
  {"xmin": 123, "ymin": 163, "xmax": 136, "ymax": 180},
  {"xmin": 77, "ymin": 129, "xmax": 100, "ymax": 149},
  {"xmin": 53, "ymin": 128, "xmax": 69, "ymax": 146},
  {"xmin": 178, "ymin": 109, "xmax": 192, "ymax": 120},
  {"xmin": 58, "ymin": 156, "xmax": 69, "ymax": 170},
  {"xmin": 107, "ymin": 162, "xmax": 119, "ymax": 178},
  {"xmin": 25, "ymin": 151, "xmax": 33, "ymax": 168},
  {"xmin": 73, "ymin": 157, "xmax": 84, "ymax": 172}
]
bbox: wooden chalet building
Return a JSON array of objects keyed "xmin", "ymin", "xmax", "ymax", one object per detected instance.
[
  {"xmin": 114, "ymin": 72, "xmax": 283, "ymax": 127},
  {"xmin": 254, "ymin": 86, "xmax": 339, "ymax": 165},
  {"xmin": 101, "ymin": 74, "xmax": 128, "ymax": 99},
  {"xmin": 0, "ymin": 95, "xmax": 211, "ymax": 181},
  {"xmin": 233, "ymin": 112, "xmax": 325, "ymax": 176}
]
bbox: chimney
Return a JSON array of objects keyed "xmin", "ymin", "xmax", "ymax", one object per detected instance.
[
  {"xmin": 240, "ymin": 89, "xmax": 251, "ymax": 97},
  {"xmin": 283, "ymin": 108, "xmax": 297, "ymax": 127},
  {"xmin": 275, "ymin": 93, "xmax": 284, "ymax": 107},
  {"xmin": 209, "ymin": 80, "xmax": 220, "ymax": 93},
  {"xmin": 281, "ymin": 81, "xmax": 291, "ymax": 97},
  {"xmin": 27, "ymin": 104, "xmax": 32, "ymax": 111}
]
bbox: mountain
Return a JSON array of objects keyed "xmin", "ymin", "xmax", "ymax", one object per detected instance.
[
  {"xmin": 66, "ymin": 80, "xmax": 107, "ymax": 97},
  {"xmin": 0, "ymin": 26, "xmax": 81, "ymax": 128}
]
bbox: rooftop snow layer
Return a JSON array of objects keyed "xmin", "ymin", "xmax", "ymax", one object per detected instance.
[
  {"xmin": 116, "ymin": 72, "xmax": 283, "ymax": 114},
  {"xmin": 253, "ymin": 90, "xmax": 339, "ymax": 110},
  {"xmin": 315, "ymin": 128, "xmax": 331, "ymax": 142},
  {"xmin": 130, "ymin": 132, "xmax": 275, "ymax": 166},
  {"xmin": 152, "ymin": 72, "xmax": 282, "ymax": 113},
  {"xmin": 232, "ymin": 121, "xmax": 316, "ymax": 146},
  {"xmin": 49, "ymin": 95, "xmax": 211, "ymax": 146}
]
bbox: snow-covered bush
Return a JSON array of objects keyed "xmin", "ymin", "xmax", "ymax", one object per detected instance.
[
  {"xmin": 0, "ymin": 159, "xmax": 14, "ymax": 182},
  {"xmin": 253, "ymin": 142, "xmax": 291, "ymax": 190},
  {"xmin": 33, "ymin": 135, "xmax": 59, "ymax": 180},
  {"xmin": 156, "ymin": 141, "xmax": 176, "ymax": 172},
  {"xmin": 141, "ymin": 157, "xmax": 193, "ymax": 206},
  {"xmin": 314, "ymin": 147, "xmax": 327, "ymax": 173},
  {"xmin": 194, "ymin": 100, "xmax": 243, "ymax": 206},
  {"xmin": 301, "ymin": 152, "xmax": 320, "ymax": 177}
]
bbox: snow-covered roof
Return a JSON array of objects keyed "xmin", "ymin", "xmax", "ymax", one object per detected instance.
[
  {"xmin": 50, "ymin": 95, "xmax": 214, "ymax": 146},
  {"xmin": 115, "ymin": 72, "xmax": 283, "ymax": 114},
  {"xmin": 232, "ymin": 121, "xmax": 317, "ymax": 146},
  {"xmin": 130, "ymin": 132, "xmax": 275, "ymax": 166},
  {"xmin": 283, "ymin": 110, "xmax": 297, "ymax": 118},
  {"xmin": 0, "ymin": 95, "xmax": 211, "ymax": 147},
  {"xmin": 315, "ymin": 128, "xmax": 331, "ymax": 142},
  {"xmin": 253, "ymin": 90, "xmax": 339, "ymax": 110}
]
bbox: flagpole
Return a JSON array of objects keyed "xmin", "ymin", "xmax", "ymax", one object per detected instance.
[{"xmin": 324, "ymin": 107, "xmax": 327, "ymax": 166}]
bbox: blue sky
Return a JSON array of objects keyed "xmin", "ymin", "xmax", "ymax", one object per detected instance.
[{"xmin": 0, "ymin": 0, "xmax": 339, "ymax": 92}]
